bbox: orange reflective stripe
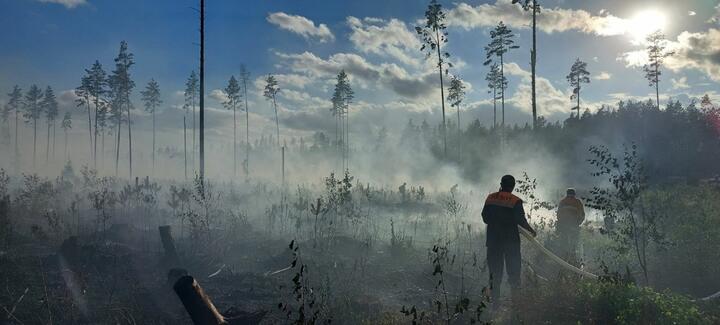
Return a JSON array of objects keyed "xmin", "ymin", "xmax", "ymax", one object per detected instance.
[{"xmin": 485, "ymin": 192, "xmax": 520, "ymax": 208}]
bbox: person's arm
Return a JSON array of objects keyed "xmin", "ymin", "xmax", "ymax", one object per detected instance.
[
  {"xmin": 481, "ymin": 203, "xmax": 490, "ymax": 224},
  {"xmin": 514, "ymin": 202, "xmax": 536, "ymax": 236},
  {"xmin": 578, "ymin": 200, "xmax": 586, "ymax": 225}
]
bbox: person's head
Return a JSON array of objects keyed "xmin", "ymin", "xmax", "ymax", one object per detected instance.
[
  {"xmin": 500, "ymin": 175, "xmax": 515, "ymax": 192},
  {"xmin": 566, "ymin": 188, "xmax": 576, "ymax": 197}
]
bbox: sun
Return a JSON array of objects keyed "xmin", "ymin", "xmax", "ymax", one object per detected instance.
[{"xmin": 628, "ymin": 9, "xmax": 668, "ymax": 42}]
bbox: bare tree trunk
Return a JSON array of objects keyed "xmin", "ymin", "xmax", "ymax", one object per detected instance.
[
  {"xmin": 173, "ymin": 276, "xmax": 226, "ymax": 325},
  {"xmin": 127, "ymin": 99, "xmax": 133, "ymax": 179},
  {"xmin": 493, "ymin": 88, "xmax": 497, "ymax": 129},
  {"xmin": 115, "ymin": 119, "xmax": 121, "ymax": 177},
  {"xmin": 33, "ymin": 119, "xmax": 37, "ymax": 169},
  {"xmin": 152, "ymin": 109, "xmax": 156, "ymax": 173},
  {"xmin": 500, "ymin": 54, "xmax": 505, "ymax": 127},
  {"xmin": 233, "ymin": 105, "xmax": 237, "ymax": 177},
  {"xmin": 52, "ymin": 122, "xmax": 56, "ymax": 160},
  {"xmin": 46, "ymin": 123, "xmax": 51, "ymax": 163},
  {"xmin": 64, "ymin": 130, "xmax": 68, "ymax": 161},
  {"xmin": 244, "ymin": 82, "xmax": 249, "ymax": 180},
  {"xmin": 199, "ymin": 0, "xmax": 205, "ymax": 180},
  {"xmin": 86, "ymin": 102, "xmax": 93, "ymax": 162},
  {"xmin": 184, "ymin": 116, "xmax": 188, "ymax": 180},
  {"xmin": 93, "ymin": 97, "xmax": 99, "ymax": 168},
  {"xmin": 531, "ymin": 1, "xmax": 537, "ymax": 129},
  {"xmin": 435, "ymin": 30, "xmax": 447, "ymax": 157},
  {"xmin": 273, "ymin": 97, "xmax": 279, "ymax": 147}
]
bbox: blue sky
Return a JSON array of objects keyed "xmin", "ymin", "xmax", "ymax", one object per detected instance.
[{"xmin": 2, "ymin": 0, "xmax": 720, "ymax": 141}]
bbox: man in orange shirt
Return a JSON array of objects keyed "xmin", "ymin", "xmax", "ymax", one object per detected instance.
[
  {"xmin": 556, "ymin": 188, "xmax": 585, "ymax": 262},
  {"xmin": 482, "ymin": 175, "xmax": 536, "ymax": 302}
]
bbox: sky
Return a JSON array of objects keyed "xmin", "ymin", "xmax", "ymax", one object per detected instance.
[{"xmin": 2, "ymin": 0, "xmax": 720, "ymax": 145}]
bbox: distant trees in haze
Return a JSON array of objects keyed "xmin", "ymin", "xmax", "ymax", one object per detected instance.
[
  {"xmin": 566, "ymin": 58, "xmax": 590, "ymax": 119},
  {"xmin": 447, "ymin": 75, "xmax": 465, "ymax": 131},
  {"xmin": 416, "ymin": 0, "xmax": 451, "ymax": 157},
  {"xmin": 643, "ymin": 30, "xmax": 675, "ymax": 110},
  {"xmin": 484, "ymin": 21, "xmax": 518, "ymax": 128},
  {"xmin": 5, "ymin": 86, "xmax": 23, "ymax": 158},
  {"xmin": 141, "ymin": 78, "xmax": 162, "ymax": 171}
]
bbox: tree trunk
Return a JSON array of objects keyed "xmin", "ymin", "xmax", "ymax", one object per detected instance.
[
  {"xmin": 500, "ymin": 54, "xmax": 505, "ymax": 127},
  {"xmin": 233, "ymin": 105, "xmax": 237, "ymax": 177},
  {"xmin": 33, "ymin": 118, "xmax": 37, "ymax": 169},
  {"xmin": 655, "ymin": 66, "xmax": 660, "ymax": 110},
  {"xmin": 152, "ymin": 109, "xmax": 156, "ymax": 173},
  {"xmin": 435, "ymin": 30, "xmax": 447, "ymax": 157},
  {"xmin": 273, "ymin": 97, "xmax": 279, "ymax": 147},
  {"xmin": 493, "ymin": 88, "xmax": 497, "ymax": 129},
  {"xmin": 52, "ymin": 122, "xmax": 56, "ymax": 160},
  {"xmin": 46, "ymin": 122, "xmax": 50, "ymax": 163},
  {"xmin": 93, "ymin": 97, "xmax": 99, "ymax": 168},
  {"xmin": 115, "ymin": 118, "xmax": 121, "ymax": 177},
  {"xmin": 173, "ymin": 276, "xmax": 227, "ymax": 325},
  {"xmin": 64, "ymin": 130, "xmax": 68, "ymax": 161},
  {"xmin": 184, "ymin": 116, "xmax": 188, "ymax": 180},
  {"xmin": 87, "ymin": 102, "xmax": 93, "ymax": 162},
  {"xmin": 244, "ymin": 83, "xmax": 249, "ymax": 180},
  {"xmin": 127, "ymin": 98, "xmax": 133, "ymax": 179},
  {"xmin": 531, "ymin": 1, "xmax": 537, "ymax": 129},
  {"xmin": 199, "ymin": 0, "xmax": 205, "ymax": 180}
]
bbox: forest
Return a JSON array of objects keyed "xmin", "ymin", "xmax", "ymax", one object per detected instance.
[{"xmin": 1, "ymin": 0, "xmax": 720, "ymax": 324}]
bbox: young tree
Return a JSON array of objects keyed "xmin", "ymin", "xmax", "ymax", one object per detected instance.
[
  {"xmin": 108, "ymin": 41, "xmax": 136, "ymax": 177},
  {"xmin": 484, "ymin": 21, "xmax": 518, "ymax": 127},
  {"xmin": 5, "ymin": 86, "xmax": 23, "ymax": 156},
  {"xmin": 42, "ymin": 86, "xmax": 59, "ymax": 163},
  {"xmin": 23, "ymin": 85, "xmax": 44, "ymax": 168},
  {"xmin": 331, "ymin": 70, "xmax": 354, "ymax": 170},
  {"xmin": 264, "ymin": 74, "xmax": 281, "ymax": 146},
  {"xmin": 447, "ymin": 75, "xmax": 465, "ymax": 131},
  {"xmin": 643, "ymin": 30, "xmax": 675, "ymax": 110},
  {"xmin": 184, "ymin": 71, "xmax": 199, "ymax": 171},
  {"xmin": 141, "ymin": 79, "xmax": 162, "ymax": 171},
  {"xmin": 485, "ymin": 63, "xmax": 506, "ymax": 129},
  {"xmin": 61, "ymin": 112, "xmax": 72, "ymax": 161},
  {"xmin": 86, "ymin": 60, "xmax": 107, "ymax": 167},
  {"xmin": 513, "ymin": 0, "xmax": 540, "ymax": 128},
  {"xmin": 566, "ymin": 58, "xmax": 590, "ymax": 119},
  {"xmin": 74, "ymin": 76, "xmax": 93, "ymax": 160},
  {"xmin": 239, "ymin": 65, "xmax": 251, "ymax": 178},
  {"xmin": 223, "ymin": 75, "xmax": 242, "ymax": 177},
  {"xmin": 415, "ymin": 0, "xmax": 452, "ymax": 156}
]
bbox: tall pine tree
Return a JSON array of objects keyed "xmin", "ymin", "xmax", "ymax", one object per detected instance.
[
  {"xmin": 141, "ymin": 79, "xmax": 162, "ymax": 171},
  {"xmin": 484, "ymin": 21, "xmax": 518, "ymax": 127}
]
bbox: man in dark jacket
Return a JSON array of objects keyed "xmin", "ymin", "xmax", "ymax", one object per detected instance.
[{"xmin": 482, "ymin": 175, "xmax": 536, "ymax": 302}]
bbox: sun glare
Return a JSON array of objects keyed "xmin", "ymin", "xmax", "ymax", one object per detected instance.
[{"xmin": 628, "ymin": 9, "xmax": 667, "ymax": 42}]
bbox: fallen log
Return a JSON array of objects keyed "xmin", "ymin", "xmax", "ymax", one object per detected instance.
[{"xmin": 173, "ymin": 275, "xmax": 227, "ymax": 325}]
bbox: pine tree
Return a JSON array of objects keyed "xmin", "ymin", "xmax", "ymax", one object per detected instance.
[
  {"xmin": 239, "ymin": 65, "xmax": 251, "ymax": 179},
  {"xmin": 513, "ymin": 0, "xmax": 540, "ymax": 128},
  {"xmin": 141, "ymin": 78, "xmax": 162, "ymax": 172},
  {"xmin": 643, "ymin": 30, "xmax": 675, "ymax": 110},
  {"xmin": 331, "ymin": 70, "xmax": 354, "ymax": 170},
  {"xmin": 223, "ymin": 75, "xmax": 241, "ymax": 177},
  {"xmin": 566, "ymin": 58, "xmax": 590, "ymax": 119},
  {"xmin": 86, "ymin": 60, "xmax": 107, "ymax": 167},
  {"xmin": 484, "ymin": 21, "xmax": 519, "ymax": 128},
  {"xmin": 23, "ymin": 85, "xmax": 44, "ymax": 169},
  {"xmin": 447, "ymin": 75, "xmax": 465, "ymax": 131},
  {"xmin": 263, "ymin": 74, "xmax": 281, "ymax": 147},
  {"xmin": 74, "ymin": 76, "xmax": 93, "ymax": 162},
  {"xmin": 485, "ymin": 63, "xmax": 507, "ymax": 129},
  {"xmin": 42, "ymin": 86, "xmax": 58, "ymax": 163},
  {"xmin": 61, "ymin": 112, "xmax": 72, "ymax": 161},
  {"xmin": 416, "ymin": 0, "xmax": 452, "ymax": 156},
  {"xmin": 184, "ymin": 71, "xmax": 199, "ymax": 172},
  {"xmin": 108, "ymin": 41, "xmax": 135, "ymax": 177}
]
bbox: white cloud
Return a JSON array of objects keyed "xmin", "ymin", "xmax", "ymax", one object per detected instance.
[
  {"xmin": 209, "ymin": 89, "xmax": 229, "ymax": 104},
  {"xmin": 503, "ymin": 62, "xmax": 571, "ymax": 116},
  {"xmin": 36, "ymin": 0, "xmax": 86, "ymax": 9},
  {"xmin": 274, "ymin": 51, "xmax": 437, "ymax": 100},
  {"xmin": 346, "ymin": 16, "xmax": 422, "ymax": 67},
  {"xmin": 671, "ymin": 77, "xmax": 690, "ymax": 89},
  {"xmin": 446, "ymin": 0, "xmax": 631, "ymax": 36},
  {"xmin": 709, "ymin": 4, "xmax": 720, "ymax": 24},
  {"xmin": 267, "ymin": 12, "xmax": 335, "ymax": 43},
  {"xmin": 594, "ymin": 71, "xmax": 612, "ymax": 80},
  {"xmin": 688, "ymin": 11, "xmax": 697, "ymax": 16},
  {"xmin": 620, "ymin": 28, "xmax": 720, "ymax": 82}
]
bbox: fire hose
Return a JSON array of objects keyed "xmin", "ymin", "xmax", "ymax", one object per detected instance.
[{"xmin": 517, "ymin": 225, "xmax": 599, "ymax": 279}]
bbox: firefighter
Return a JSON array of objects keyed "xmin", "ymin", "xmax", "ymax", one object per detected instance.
[
  {"xmin": 482, "ymin": 175, "xmax": 537, "ymax": 302},
  {"xmin": 555, "ymin": 188, "xmax": 585, "ymax": 262}
]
